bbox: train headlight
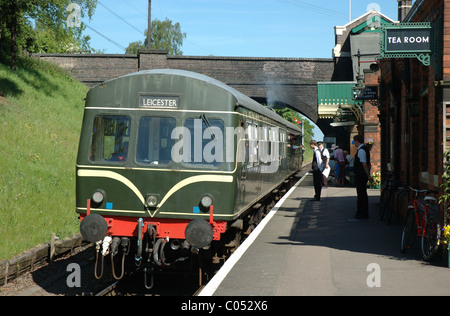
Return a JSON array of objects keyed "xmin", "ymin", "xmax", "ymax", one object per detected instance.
[
  {"xmin": 146, "ymin": 195, "xmax": 158, "ymax": 208},
  {"xmin": 92, "ymin": 190, "xmax": 104, "ymax": 204},
  {"xmin": 200, "ymin": 195, "xmax": 213, "ymax": 208}
]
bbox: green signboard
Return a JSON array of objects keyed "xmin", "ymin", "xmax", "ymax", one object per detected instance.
[{"xmin": 379, "ymin": 22, "xmax": 432, "ymax": 66}]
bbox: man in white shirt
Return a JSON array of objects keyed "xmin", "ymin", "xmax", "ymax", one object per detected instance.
[{"xmin": 318, "ymin": 141, "xmax": 330, "ymax": 187}]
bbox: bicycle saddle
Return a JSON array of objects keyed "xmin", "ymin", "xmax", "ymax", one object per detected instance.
[{"xmin": 424, "ymin": 196, "xmax": 437, "ymax": 204}]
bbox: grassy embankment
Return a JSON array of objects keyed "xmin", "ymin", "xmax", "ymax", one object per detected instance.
[{"xmin": 0, "ymin": 56, "xmax": 88, "ymax": 260}]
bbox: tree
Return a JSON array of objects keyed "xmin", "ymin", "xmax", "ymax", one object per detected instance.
[
  {"xmin": 0, "ymin": 0, "xmax": 30, "ymax": 70},
  {"xmin": 0, "ymin": 0, "xmax": 97, "ymax": 70},
  {"xmin": 125, "ymin": 40, "xmax": 145, "ymax": 54},
  {"xmin": 273, "ymin": 105, "xmax": 316, "ymax": 161},
  {"xmin": 273, "ymin": 106, "xmax": 314, "ymax": 137},
  {"xmin": 125, "ymin": 18, "xmax": 186, "ymax": 55}
]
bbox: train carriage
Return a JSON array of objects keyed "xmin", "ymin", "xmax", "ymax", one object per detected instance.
[{"xmin": 76, "ymin": 69, "xmax": 302, "ymax": 283}]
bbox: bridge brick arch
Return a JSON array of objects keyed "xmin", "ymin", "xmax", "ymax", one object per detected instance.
[{"xmin": 36, "ymin": 50, "xmax": 334, "ymax": 122}]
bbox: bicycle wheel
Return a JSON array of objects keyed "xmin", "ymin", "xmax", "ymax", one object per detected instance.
[
  {"xmin": 401, "ymin": 208, "xmax": 416, "ymax": 253},
  {"xmin": 421, "ymin": 215, "xmax": 440, "ymax": 261}
]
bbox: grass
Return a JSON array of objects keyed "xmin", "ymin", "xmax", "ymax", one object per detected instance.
[{"xmin": 0, "ymin": 56, "xmax": 88, "ymax": 260}]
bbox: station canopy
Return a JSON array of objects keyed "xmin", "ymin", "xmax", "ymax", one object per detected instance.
[{"xmin": 317, "ymin": 82, "xmax": 362, "ymax": 122}]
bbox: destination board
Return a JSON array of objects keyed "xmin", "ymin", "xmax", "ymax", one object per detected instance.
[{"xmin": 139, "ymin": 95, "xmax": 179, "ymax": 108}]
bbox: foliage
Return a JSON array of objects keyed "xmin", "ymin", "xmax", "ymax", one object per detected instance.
[
  {"xmin": 125, "ymin": 18, "xmax": 186, "ymax": 55},
  {"xmin": 273, "ymin": 106, "xmax": 314, "ymax": 138},
  {"xmin": 440, "ymin": 150, "xmax": 450, "ymax": 207},
  {"xmin": 371, "ymin": 171, "xmax": 381, "ymax": 187},
  {"xmin": 272, "ymin": 106, "xmax": 315, "ymax": 161},
  {"xmin": 125, "ymin": 40, "xmax": 145, "ymax": 55},
  {"xmin": 0, "ymin": 0, "xmax": 97, "ymax": 69},
  {"xmin": 440, "ymin": 150, "xmax": 450, "ymax": 230},
  {"xmin": 0, "ymin": 56, "xmax": 87, "ymax": 259}
]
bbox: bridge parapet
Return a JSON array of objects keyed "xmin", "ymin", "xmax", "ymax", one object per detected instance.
[{"xmin": 35, "ymin": 50, "xmax": 334, "ymax": 121}]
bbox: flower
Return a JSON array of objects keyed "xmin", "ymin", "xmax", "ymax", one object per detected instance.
[
  {"xmin": 371, "ymin": 171, "xmax": 381, "ymax": 187},
  {"xmin": 442, "ymin": 225, "xmax": 450, "ymax": 245}
]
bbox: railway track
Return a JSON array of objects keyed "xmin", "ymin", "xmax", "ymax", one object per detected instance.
[{"xmin": 95, "ymin": 280, "xmax": 119, "ymax": 296}]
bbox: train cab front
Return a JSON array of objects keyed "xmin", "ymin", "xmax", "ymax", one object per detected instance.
[{"xmin": 77, "ymin": 180, "xmax": 229, "ymax": 285}]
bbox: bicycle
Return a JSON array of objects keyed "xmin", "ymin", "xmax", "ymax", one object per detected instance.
[
  {"xmin": 386, "ymin": 184, "xmax": 408, "ymax": 225},
  {"xmin": 400, "ymin": 187, "xmax": 440, "ymax": 261},
  {"xmin": 379, "ymin": 171, "xmax": 403, "ymax": 225}
]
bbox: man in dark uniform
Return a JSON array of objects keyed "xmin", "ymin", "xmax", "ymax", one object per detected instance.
[
  {"xmin": 310, "ymin": 140, "xmax": 322, "ymax": 201},
  {"xmin": 348, "ymin": 135, "xmax": 373, "ymax": 221}
]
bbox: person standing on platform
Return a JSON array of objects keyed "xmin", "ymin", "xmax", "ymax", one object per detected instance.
[
  {"xmin": 318, "ymin": 141, "xmax": 330, "ymax": 188},
  {"xmin": 348, "ymin": 135, "xmax": 373, "ymax": 221},
  {"xmin": 310, "ymin": 140, "xmax": 323, "ymax": 201},
  {"xmin": 332, "ymin": 144, "xmax": 345, "ymax": 186},
  {"xmin": 344, "ymin": 150, "xmax": 354, "ymax": 168}
]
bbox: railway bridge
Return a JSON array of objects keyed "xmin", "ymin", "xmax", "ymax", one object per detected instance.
[{"xmin": 35, "ymin": 50, "xmax": 335, "ymax": 122}]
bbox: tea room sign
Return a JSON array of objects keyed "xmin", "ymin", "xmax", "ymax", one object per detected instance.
[{"xmin": 379, "ymin": 23, "xmax": 432, "ymax": 66}]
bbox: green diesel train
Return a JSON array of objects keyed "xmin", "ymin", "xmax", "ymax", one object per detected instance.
[{"xmin": 76, "ymin": 69, "xmax": 303, "ymax": 284}]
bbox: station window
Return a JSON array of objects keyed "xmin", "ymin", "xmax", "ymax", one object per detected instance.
[
  {"xmin": 90, "ymin": 116, "xmax": 131, "ymax": 163},
  {"xmin": 137, "ymin": 117, "xmax": 176, "ymax": 165}
]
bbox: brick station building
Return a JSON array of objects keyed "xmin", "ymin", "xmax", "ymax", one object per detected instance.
[
  {"xmin": 378, "ymin": 0, "xmax": 449, "ymax": 220},
  {"xmin": 320, "ymin": 0, "xmax": 449, "ymax": 221},
  {"xmin": 318, "ymin": 9, "xmax": 397, "ymax": 173}
]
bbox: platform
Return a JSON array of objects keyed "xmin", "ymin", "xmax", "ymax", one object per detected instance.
[{"xmin": 200, "ymin": 173, "xmax": 450, "ymax": 296}]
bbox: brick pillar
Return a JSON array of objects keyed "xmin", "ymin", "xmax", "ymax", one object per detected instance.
[
  {"xmin": 363, "ymin": 71, "xmax": 381, "ymax": 173},
  {"xmin": 138, "ymin": 49, "xmax": 169, "ymax": 70},
  {"xmin": 363, "ymin": 104, "xmax": 381, "ymax": 173}
]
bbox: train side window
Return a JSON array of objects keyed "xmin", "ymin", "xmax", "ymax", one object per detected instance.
[
  {"xmin": 272, "ymin": 127, "xmax": 279, "ymax": 159},
  {"xmin": 259, "ymin": 126, "xmax": 269, "ymax": 163},
  {"xmin": 289, "ymin": 134, "xmax": 301, "ymax": 154},
  {"xmin": 90, "ymin": 116, "xmax": 130, "ymax": 163},
  {"xmin": 183, "ymin": 118, "xmax": 224, "ymax": 167},
  {"xmin": 137, "ymin": 117, "xmax": 176, "ymax": 165},
  {"xmin": 248, "ymin": 123, "xmax": 258, "ymax": 166},
  {"xmin": 280, "ymin": 131, "xmax": 287, "ymax": 158},
  {"xmin": 269, "ymin": 127, "xmax": 279, "ymax": 159}
]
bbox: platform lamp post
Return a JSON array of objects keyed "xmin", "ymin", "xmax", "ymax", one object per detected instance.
[
  {"xmin": 352, "ymin": 49, "xmax": 380, "ymax": 96},
  {"xmin": 352, "ymin": 73, "xmax": 366, "ymax": 99},
  {"xmin": 351, "ymin": 74, "xmax": 365, "ymax": 134},
  {"xmin": 352, "ymin": 49, "xmax": 366, "ymax": 99}
]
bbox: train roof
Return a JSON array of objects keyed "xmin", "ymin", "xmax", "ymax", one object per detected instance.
[{"xmin": 88, "ymin": 69, "xmax": 301, "ymax": 133}]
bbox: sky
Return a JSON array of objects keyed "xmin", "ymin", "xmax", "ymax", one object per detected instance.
[
  {"xmin": 78, "ymin": 0, "xmax": 402, "ymax": 138},
  {"xmin": 80, "ymin": 0, "xmax": 400, "ymax": 57}
]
